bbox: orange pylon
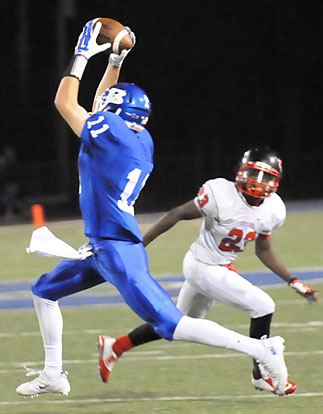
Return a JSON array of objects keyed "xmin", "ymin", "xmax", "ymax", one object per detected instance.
[{"xmin": 31, "ymin": 204, "xmax": 45, "ymax": 228}]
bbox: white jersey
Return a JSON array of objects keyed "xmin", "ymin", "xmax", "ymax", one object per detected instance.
[{"xmin": 190, "ymin": 178, "xmax": 286, "ymax": 265}]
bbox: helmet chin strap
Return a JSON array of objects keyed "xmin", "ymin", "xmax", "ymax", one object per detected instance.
[
  {"xmin": 236, "ymin": 187, "xmax": 264, "ymax": 207},
  {"xmin": 125, "ymin": 121, "xmax": 144, "ymax": 132},
  {"xmin": 243, "ymin": 193, "xmax": 264, "ymax": 207}
]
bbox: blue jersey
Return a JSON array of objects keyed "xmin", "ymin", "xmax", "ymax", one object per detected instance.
[{"xmin": 79, "ymin": 111, "xmax": 154, "ymax": 242}]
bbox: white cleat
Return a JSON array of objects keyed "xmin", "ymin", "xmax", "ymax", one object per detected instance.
[
  {"xmin": 16, "ymin": 368, "xmax": 70, "ymax": 397},
  {"xmin": 252, "ymin": 376, "xmax": 297, "ymax": 395},
  {"xmin": 97, "ymin": 336, "xmax": 118, "ymax": 383},
  {"xmin": 257, "ymin": 336, "xmax": 288, "ymax": 396}
]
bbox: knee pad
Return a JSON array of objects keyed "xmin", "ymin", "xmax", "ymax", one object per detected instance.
[
  {"xmin": 252, "ymin": 295, "xmax": 275, "ymax": 318},
  {"xmin": 152, "ymin": 311, "xmax": 183, "ymax": 341},
  {"xmin": 32, "ymin": 274, "xmax": 61, "ymax": 301}
]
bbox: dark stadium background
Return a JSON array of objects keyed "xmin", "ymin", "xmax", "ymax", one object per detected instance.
[{"xmin": 2, "ymin": 0, "xmax": 323, "ymax": 219}]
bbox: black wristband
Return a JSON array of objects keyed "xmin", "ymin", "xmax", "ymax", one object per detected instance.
[
  {"xmin": 288, "ymin": 278, "xmax": 298, "ymax": 285},
  {"xmin": 64, "ymin": 55, "xmax": 88, "ymax": 80}
]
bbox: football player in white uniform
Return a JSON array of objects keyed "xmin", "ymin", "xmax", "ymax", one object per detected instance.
[{"xmin": 97, "ymin": 147, "xmax": 319, "ymax": 395}]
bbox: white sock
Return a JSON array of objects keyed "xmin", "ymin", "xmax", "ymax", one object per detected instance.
[
  {"xmin": 173, "ymin": 315, "xmax": 266, "ymax": 361},
  {"xmin": 43, "ymin": 344, "xmax": 63, "ymax": 379},
  {"xmin": 33, "ymin": 294, "xmax": 63, "ymax": 379}
]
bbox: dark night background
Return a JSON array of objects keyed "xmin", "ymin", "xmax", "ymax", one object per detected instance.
[{"xmin": 2, "ymin": 0, "xmax": 323, "ymax": 220}]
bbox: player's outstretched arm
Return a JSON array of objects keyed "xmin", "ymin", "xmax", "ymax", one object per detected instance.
[
  {"xmin": 92, "ymin": 64, "xmax": 121, "ymax": 113},
  {"xmin": 143, "ymin": 200, "xmax": 201, "ymax": 247},
  {"xmin": 54, "ymin": 77, "xmax": 89, "ymax": 137},
  {"xmin": 92, "ymin": 27, "xmax": 136, "ymax": 112},
  {"xmin": 255, "ymin": 234, "xmax": 319, "ymax": 303},
  {"xmin": 55, "ymin": 19, "xmax": 111, "ymax": 137}
]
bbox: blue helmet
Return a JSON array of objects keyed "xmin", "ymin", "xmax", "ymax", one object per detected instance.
[{"xmin": 95, "ymin": 82, "xmax": 152, "ymax": 131}]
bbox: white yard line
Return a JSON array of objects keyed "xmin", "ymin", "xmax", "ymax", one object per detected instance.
[
  {"xmin": 0, "ymin": 349, "xmax": 322, "ymax": 372},
  {"xmin": 0, "ymin": 392, "xmax": 323, "ymax": 405}
]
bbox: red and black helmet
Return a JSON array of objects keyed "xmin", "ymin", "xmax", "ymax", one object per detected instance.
[{"xmin": 235, "ymin": 147, "xmax": 282, "ymax": 204}]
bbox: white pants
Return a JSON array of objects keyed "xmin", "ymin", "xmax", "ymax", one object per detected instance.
[{"xmin": 177, "ymin": 251, "xmax": 275, "ymax": 319}]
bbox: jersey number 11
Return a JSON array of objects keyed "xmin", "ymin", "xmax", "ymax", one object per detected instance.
[{"xmin": 117, "ymin": 168, "xmax": 149, "ymax": 216}]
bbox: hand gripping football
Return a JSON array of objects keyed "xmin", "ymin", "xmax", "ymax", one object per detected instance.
[{"xmin": 93, "ymin": 17, "xmax": 133, "ymax": 54}]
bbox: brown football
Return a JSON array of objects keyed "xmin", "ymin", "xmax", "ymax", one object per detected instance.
[{"xmin": 93, "ymin": 17, "xmax": 133, "ymax": 54}]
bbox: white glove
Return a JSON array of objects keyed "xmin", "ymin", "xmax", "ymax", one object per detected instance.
[
  {"xmin": 109, "ymin": 49, "xmax": 131, "ymax": 67},
  {"xmin": 75, "ymin": 19, "xmax": 111, "ymax": 60},
  {"xmin": 109, "ymin": 26, "xmax": 136, "ymax": 67},
  {"xmin": 289, "ymin": 278, "xmax": 319, "ymax": 303}
]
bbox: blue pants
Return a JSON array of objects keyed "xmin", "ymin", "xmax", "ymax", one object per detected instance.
[{"xmin": 32, "ymin": 238, "xmax": 183, "ymax": 340}]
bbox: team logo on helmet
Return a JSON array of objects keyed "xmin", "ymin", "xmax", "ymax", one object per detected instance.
[{"xmin": 94, "ymin": 83, "xmax": 152, "ymax": 132}]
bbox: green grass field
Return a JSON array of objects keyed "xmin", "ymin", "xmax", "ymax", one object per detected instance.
[{"xmin": 0, "ymin": 210, "xmax": 322, "ymax": 413}]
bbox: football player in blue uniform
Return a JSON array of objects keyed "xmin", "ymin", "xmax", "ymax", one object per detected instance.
[{"xmin": 16, "ymin": 19, "xmax": 290, "ymax": 397}]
